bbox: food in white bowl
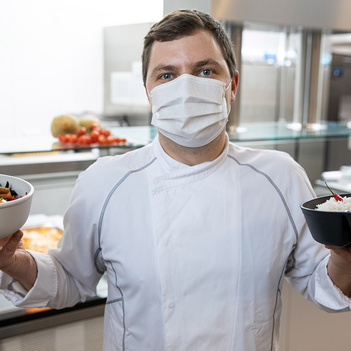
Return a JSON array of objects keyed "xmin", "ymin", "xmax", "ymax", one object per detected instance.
[
  {"xmin": 0, "ymin": 180, "xmax": 26, "ymax": 203},
  {"xmin": 0, "ymin": 174, "xmax": 34, "ymax": 239}
]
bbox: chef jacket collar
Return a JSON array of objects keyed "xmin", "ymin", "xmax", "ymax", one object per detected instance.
[{"xmin": 152, "ymin": 133, "xmax": 229, "ymax": 176}]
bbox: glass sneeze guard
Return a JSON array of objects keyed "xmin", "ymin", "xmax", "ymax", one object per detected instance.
[{"xmin": 1, "ymin": 122, "xmax": 351, "ymax": 156}]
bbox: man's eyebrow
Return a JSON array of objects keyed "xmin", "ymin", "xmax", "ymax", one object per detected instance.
[
  {"xmin": 150, "ymin": 64, "xmax": 179, "ymax": 77},
  {"xmin": 190, "ymin": 59, "xmax": 222, "ymax": 69}
]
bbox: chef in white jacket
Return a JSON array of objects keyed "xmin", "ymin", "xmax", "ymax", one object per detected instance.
[{"xmin": 1, "ymin": 9, "xmax": 351, "ymax": 351}]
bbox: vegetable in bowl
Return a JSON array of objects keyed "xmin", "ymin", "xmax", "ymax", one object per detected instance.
[
  {"xmin": 0, "ymin": 180, "xmax": 26, "ymax": 203},
  {"xmin": 0, "ymin": 175, "xmax": 34, "ymax": 239}
]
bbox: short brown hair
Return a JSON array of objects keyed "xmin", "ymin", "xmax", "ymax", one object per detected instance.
[{"xmin": 142, "ymin": 9, "xmax": 236, "ymax": 85}]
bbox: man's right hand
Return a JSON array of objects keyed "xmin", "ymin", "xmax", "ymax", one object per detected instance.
[{"xmin": 0, "ymin": 230, "xmax": 37, "ymax": 291}]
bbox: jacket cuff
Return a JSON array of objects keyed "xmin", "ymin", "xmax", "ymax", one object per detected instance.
[
  {"xmin": 0, "ymin": 251, "xmax": 57, "ymax": 308},
  {"xmin": 315, "ymin": 254, "xmax": 351, "ymax": 310}
]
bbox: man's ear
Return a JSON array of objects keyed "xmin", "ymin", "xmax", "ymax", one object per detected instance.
[
  {"xmin": 145, "ymin": 86, "xmax": 152, "ymax": 113},
  {"xmin": 230, "ymin": 70, "xmax": 239, "ymax": 103}
]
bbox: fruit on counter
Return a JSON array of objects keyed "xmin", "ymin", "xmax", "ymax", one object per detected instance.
[
  {"xmin": 78, "ymin": 115, "xmax": 101, "ymax": 133},
  {"xmin": 76, "ymin": 127, "xmax": 87, "ymax": 137},
  {"xmin": 51, "ymin": 114, "xmax": 79, "ymax": 137},
  {"xmin": 106, "ymin": 135, "xmax": 115, "ymax": 145},
  {"xmin": 98, "ymin": 135, "xmax": 106, "ymax": 145},
  {"xmin": 57, "ymin": 123, "xmax": 126, "ymax": 146},
  {"xmin": 90, "ymin": 129, "xmax": 100, "ymax": 143}
]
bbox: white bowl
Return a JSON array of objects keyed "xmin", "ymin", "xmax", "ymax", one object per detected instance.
[{"xmin": 0, "ymin": 174, "xmax": 34, "ymax": 239}]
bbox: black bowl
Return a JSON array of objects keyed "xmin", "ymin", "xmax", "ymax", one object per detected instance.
[{"xmin": 301, "ymin": 194, "xmax": 351, "ymax": 247}]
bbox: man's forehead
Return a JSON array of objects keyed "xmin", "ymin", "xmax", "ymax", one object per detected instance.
[{"xmin": 151, "ymin": 29, "xmax": 217, "ymax": 49}]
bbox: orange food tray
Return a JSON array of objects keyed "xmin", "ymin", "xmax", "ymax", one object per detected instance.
[{"xmin": 22, "ymin": 226, "xmax": 63, "ymax": 253}]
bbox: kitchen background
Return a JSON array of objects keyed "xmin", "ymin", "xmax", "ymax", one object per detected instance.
[
  {"xmin": 2, "ymin": 1, "xmax": 351, "ymax": 350},
  {"xmin": 0, "ymin": 0, "xmax": 163, "ymax": 133}
]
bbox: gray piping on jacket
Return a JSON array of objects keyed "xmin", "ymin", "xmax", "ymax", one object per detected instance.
[
  {"xmin": 94, "ymin": 248, "xmax": 104, "ymax": 275},
  {"xmin": 270, "ymin": 261, "xmax": 288, "ymax": 351},
  {"xmin": 106, "ymin": 260, "xmax": 126, "ymax": 351},
  {"xmin": 227, "ymin": 155, "xmax": 298, "ymax": 268},
  {"xmin": 228, "ymin": 154, "xmax": 299, "ymax": 351},
  {"xmin": 93, "ymin": 156, "xmax": 157, "ymax": 351},
  {"xmin": 93, "ymin": 156, "xmax": 158, "ymax": 273},
  {"xmin": 106, "ymin": 297, "xmax": 123, "ymax": 305}
]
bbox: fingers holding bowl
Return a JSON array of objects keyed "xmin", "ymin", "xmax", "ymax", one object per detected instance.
[{"xmin": 0, "ymin": 230, "xmax": 24, "ymax": 270}]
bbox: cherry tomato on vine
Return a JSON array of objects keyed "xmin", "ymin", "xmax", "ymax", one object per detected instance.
[
  {"xmin": 98, "ymin": 135, "xmax": 106, "ymax": 145},
  {"xmin": 100, "ymin": 129, "xmax": 110, "ymax": 137},
  {"xmin": 76, "ymin": 127, "xmax": 86, "ymax": 137},
  {"xmin": 78, "ymin": 135, "xmax": 89, "ymax": 145},
  {"xmin": 90, "ymin": 130, "xmax": 100, "ymax": 143},
  {"xmin": 106, "ymin": 135, "xmax": 115, "ymax": 145},
  {"xmin": 69, "ymin": 134, "xmax": 78, "ymax": 144},
  {"xmin": 64, "ymin": 134, "xmax": 71, "ymax": 143}
]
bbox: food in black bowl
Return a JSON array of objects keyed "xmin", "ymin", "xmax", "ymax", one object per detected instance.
[{"xmin": 301, "ymin": 193, "xmax": 351, "ymax": 247}]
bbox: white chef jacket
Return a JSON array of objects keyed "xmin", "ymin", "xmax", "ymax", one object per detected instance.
[{"xmin": 1, "ymin": 134, "xmax": 351, "ymax": 351}]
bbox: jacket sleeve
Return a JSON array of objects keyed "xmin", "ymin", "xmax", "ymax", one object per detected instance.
[
  {"xmin": 0, "ymin": 160, "xmax": 106, "ymax": 309},
  {"xmin": 283, "ymin": 160, "xmax": 351, "ymax": 312}
]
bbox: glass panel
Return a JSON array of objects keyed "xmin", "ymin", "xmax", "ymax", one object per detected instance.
[
  {"xmin": 327, "ymin": 32, "xmax": 351, "ymax": 123},
  {"xmin": 0, "ymin": 128, "xmax": 148, "ymax": 155},
  {"xmin": 317, "ymin": 31, "xmax": 332, "ymax": 122},
  {"xmin": 239, "ymin": 26, "xmax": 301, "ymax": 124},
  {"xmin": 3, "ymin": 124, "xmax": 351, "ymax": 155}
]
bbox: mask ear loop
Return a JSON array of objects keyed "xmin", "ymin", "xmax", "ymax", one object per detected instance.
[
  {"xmin": 222, "ymin": 80, "xmax": 231, "ymax": 101},
  {"xmin": 223, "ymin": 81, "xmax": 231, "ymax": 115},
  {"xmin": 224, "ymin": 81, "xmax": 231, "ymax": 91},
  {"xmin": 146, "ymin": 88, "xmax": 153, "ymax": 113}
]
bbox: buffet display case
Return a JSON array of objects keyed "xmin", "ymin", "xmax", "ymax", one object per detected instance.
[{"xmin": 2, "ymin": 121, "xmax": 351, "ymax": 156}]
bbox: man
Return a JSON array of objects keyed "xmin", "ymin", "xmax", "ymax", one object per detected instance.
[{"xmin": 1, "ymin": 9, "xmax": 351, "ymax": 351}]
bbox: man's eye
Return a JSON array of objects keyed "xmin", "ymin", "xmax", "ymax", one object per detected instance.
[
  {"xmin": 160, "ymin": 73, "xmax": 173, "ymax": 80},
  {"xmin": 199, "ymin": 69, "xmax": 212, "ymax": 76}
]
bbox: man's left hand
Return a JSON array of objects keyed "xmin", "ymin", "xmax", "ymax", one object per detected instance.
[{"xmin": 326, "ymin": 244, "xmax": 351, "ymax": 297}]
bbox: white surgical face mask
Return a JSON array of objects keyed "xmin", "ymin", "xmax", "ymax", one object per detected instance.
[{"xmin": 148, "ymin": 74, "xmax": 231, "ymax": 148}]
